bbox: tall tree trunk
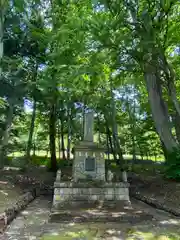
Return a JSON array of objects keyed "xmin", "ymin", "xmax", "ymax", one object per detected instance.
[
  {"xmin": 105, "ymin": 118, "xmax": 117, "ymax": 161},
  {"xmin": 127, "ymin": 102, "xmax": 136, "ymax": 162},
  {"xmin": 132, "ymin": 90, "xmax": 136, "ymax": 161},
  {"xmin": 58, "ymin": 120, "xmax": 61, "ymax": 160},
  {"xmin": 97, "ymin": 114, "xmax": 102, "ymax": 144},
  {"xmin": 159, "ymin": 52, "xmax": 180, "ymax": 117},
  {"xmin": 106, "ymin": 130, "xmax": 110, "ymax": 160},
  {"xmin": 0, "ymin": 1, "xmax": 5, "ymax": 78},
  {"xmin": 60, "ymin": 117, "xmax": 66, "ymax": 160},
  {"xmin": 33, "ymin": 143, "xmax": 36, "ymax": 156},
  {"xmin": 26, "ymin": 100, "xmax": 37, "ymax": 160},
  {"xmin": 82, "ymin": 103, "xmax": 86, "ymax": 140},
  {"xmin": 46, "ymin": 149, "xmax": 49, "ymax": 158},
  {"xmin": 110, "ymin": 79, "xmax": 124, "ymax": 166},
  {"xmin": 67, "ymin": 107, "xmax": 71, "ymax": 160},
  {"xmin": 0, "ymin": 2, "xmax": 6, "ymax": 168},
  {"xmin": 49, "ymin": 102, "xmax": 57, "ymax": 172},
  {"xmin": 0, "ymin": 100, "xmax": 14, "ymax": 168},
  {"xmin": 172, "ymin": 112, "xmax": 180, "ymax": 144},
  {"xmin": 168, "ymin": 81, "xmax": 180, "ymax": 117},
  {"xmin": 144, "ymin": 71, "xmax": 178, "ymax": 152}
]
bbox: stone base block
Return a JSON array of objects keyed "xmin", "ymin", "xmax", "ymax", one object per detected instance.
[{"xmin": 53, "ymin": 181, "xmax": 130, "ymax": 209}]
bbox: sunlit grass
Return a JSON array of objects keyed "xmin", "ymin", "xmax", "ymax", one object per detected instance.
[
  {"xmin": 41, "ymin": 229, "xmax": 180, "ymax": 240},
  {"xmin": 41, "ymin": 224, "xmax": 101, "ymax": 240},
  {"xmin": 126, "ymin": 229, "xmax": 180, "ymax": 240},
  {"xmin": 8, "ymin": 151, "xmax": 164, "ymax": 161}
]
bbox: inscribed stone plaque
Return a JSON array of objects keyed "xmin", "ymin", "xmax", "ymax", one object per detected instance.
[{"xmin": 85, "ymin": 156, "xmax": 95, "ymax": 171}]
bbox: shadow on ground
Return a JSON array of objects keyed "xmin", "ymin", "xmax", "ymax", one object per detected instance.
[{"xmin": 2, "ymin": 196, "xmax": 180, "ymax": 240}]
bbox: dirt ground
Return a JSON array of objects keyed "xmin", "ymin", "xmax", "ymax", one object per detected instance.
[
  {"xmin": 2, "ymin": 196, "xmax": 180, "ymax": 240},
  {"xmin": 1, "ymin": 163, "xmax": 180, "ymax": 239},
  {"xmin": 0, "ymin": 166, "xmax": 55, "ymax": 213},
  {"xmin": 61, "ymin": 164, "xmax": 180, "ymax": 215},
  {"xmin": 129, "ymin": 172, "xmax": 180, "ymax": 213}
]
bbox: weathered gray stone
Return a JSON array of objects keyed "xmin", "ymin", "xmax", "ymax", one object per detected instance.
[
  {"xmin": 53, "ymin": 182, "xmax": 130, "ymax": 206},
  {"xmin": 56, "ymin": 170, "xmax": 61, "ymax": 182},
  {"xmin": 84, "ymin": 111, "xmax": 94, "ymax": 142},
  {"xmin": 72, "ymin": 112, "xmax": 106, "ymax": 181},
  {"xmin": 52, "ymin": 111, "xmax": 130, "ymax": 209}
]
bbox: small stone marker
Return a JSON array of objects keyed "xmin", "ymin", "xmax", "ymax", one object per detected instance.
[
  {"xmin": 107, "ymin": 170, "xmax": 114, "ymax": 182},
  {"xmin": 122, "ymin": 171, "xmax": 127, "ymax": 182},
  {"xmin": 56, "ymin": 170, "xmax": 61, "ymax": 182}
]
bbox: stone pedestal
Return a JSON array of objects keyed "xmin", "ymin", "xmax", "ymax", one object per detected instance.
[
  {"xmin": 73, "ymin": 141, "xmax": 105, "ymax": 181},
  {"xmin": 53, "ymin": 181, "xmax": 130, "ymax": 209}
]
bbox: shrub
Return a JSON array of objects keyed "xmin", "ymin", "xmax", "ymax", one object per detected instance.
[
  {"xmin": 11, "ymin": 157, "xmax": 27, "ymax": 168},
  {"xmin": 165, "ymin": 148, "xmax": 180, "ymax": 181}
]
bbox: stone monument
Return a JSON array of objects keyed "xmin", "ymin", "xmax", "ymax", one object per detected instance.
[
  {"xmin": 52, "ymin": 111, "xmax": 130, "ymax": 209},
  {"xmin": 73, "ymin": 111, "xmax": 105, "ymax": 182}
]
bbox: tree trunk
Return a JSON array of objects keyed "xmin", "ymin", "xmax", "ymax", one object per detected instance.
[
  {"xmin": 58, "ymin": 120, "xmax": 61, "ymax": 160},
  {"xmin": 26, "ymin": 100, "xmax": 37, "ymax": 160},
  {"xmin": 97, "ymin": 114, "xmax": 102, "ymax": 144},
  {"xmin": 168, "ymin": 80, "xmax": 180, "ymax": 117},
  {"xmin": 0, "ymin": 3, "xmax": 4, "ymax": 77},
  {"xmin": 172, "ymin": 112, "xmax": 180, "ymax": 144},
  {"xmin": 49, "ymin": 102, "xmax": 57, "ymax": 172},
  {"xmin": 127, "ymin": 103, "xmax": 136, "ymax": 162},
  {"xmin": 60, "ymin": 117, "xmax": 66, "ymax": 160},
  {"xmin": 105, "ymin": 116, "xmax": 116, "ymax": 161},
  {"xmin": 46, "ymin": 149, "xmax": 49, "ymax": 158},
  {"xmin": 159, "ymin": 52, "xmax": 180, "ymax": 117},
  {"xmin": 0, "ymin": 100, "xmax": 14, "ymax": 168},
  {"xmin": 33, "ymin": 143, "xmax": 36, "ymax": 156},
  {"xmin": 108, "ymin": 129, "xmax": 115, "ymax": 159},
  {"xmin": 82, "ymin": 103, "xmax": 86, "ymax": 140},
  {"xmin": 137, "ymin": 143, "xmax": 143, "ymax": 160},
  {"xmin": 67, "ymin": 107, "xmax": 71, "ymax": 160},
  {"xmin": 110, "ymin": 80, "xmax": 124, "ymax": 166},
  {"xmin": 144, "ymin": 71, "xmax": 178, "ymax": 152},
  {"xmin": 106, "ymin": 131, "xmax": 110, "ymax": 160},
  {"xmin": 132, "ymin": 92, "xmax": 136, "ymax": 162}
]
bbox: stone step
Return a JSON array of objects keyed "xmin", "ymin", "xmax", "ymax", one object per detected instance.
[{"xmin": 49, "ymin": 208, "xmax": 153, "ymax": 224}]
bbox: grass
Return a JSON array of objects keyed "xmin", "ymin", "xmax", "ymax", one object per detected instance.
[
  {"xmin": 40, "ymin": 223, "xmax": 180, "ymax": 240},
  {"xmin": 7, "ymin": 151, "xmax": 166, "ymax": 176},
  {"xmin": 8, "ymin": 151, "xmax": 164, "ymax": 161},
  {"xmin": 126, "ymin": 230, "xmax": 180, "ymax": 240}
]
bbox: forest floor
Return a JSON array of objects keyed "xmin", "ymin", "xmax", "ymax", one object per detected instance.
[
  {"xmin": 61, "ymin": 163, "xmax": 180, "ymax": 215},
  {"xmin": 0, "ymin": 162, "xmax": 179, "ymax": 217},
  {"xmin": 128, "ymin": 164, "xmax": 180, "ymax": 214},
  {"xmin": 2, "ymin": 196, "xmax": 180, "ymax": 240},
  {"xmin": 0, "ymin": 161, "xmax": 180, "ymax": 239},
  {"xmin": 0, "ymin": 166, "xmax": 55, "ymax": 212}
]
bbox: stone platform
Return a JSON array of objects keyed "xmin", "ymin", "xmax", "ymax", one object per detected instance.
[
  {"xmin": 50, "ymin": 200, "xmax": 153, "ymax": 223},
  {"xmin": 53, "ymin": 181, "xmax": 130, "ymax": 209}
]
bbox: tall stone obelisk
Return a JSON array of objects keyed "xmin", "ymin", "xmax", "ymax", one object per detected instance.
[{"xmin": 84, "ymin": 111, "xmax": 94, "ymax": 142}]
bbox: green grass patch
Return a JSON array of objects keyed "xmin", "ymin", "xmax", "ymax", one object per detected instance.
[
  {"xmin": 129, "ymin": 164, "xmax": 166, "ymax": 175},
  {"xmin": 127, "ymin": 229, "xmax": 180, "ymax": 240}
]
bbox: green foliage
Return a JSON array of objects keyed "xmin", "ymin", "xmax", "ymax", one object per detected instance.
[
  {"xmin": 10, "ymin": 157, "xmax": 27, "ymax": 169},
  {"xmin": 1, "ymin": 0, "xmax": 180, "ymax": 175},
  {"xmin": 166, "ymin": 148, "xmax": 180, "ymax": 181},
  {"xmin": 58, "ymin": 159, "xmax": 72, "ymax": 168},
  {"xmin": 31, "ymin": 156, "xmax": 50, "ymax": 166}
]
